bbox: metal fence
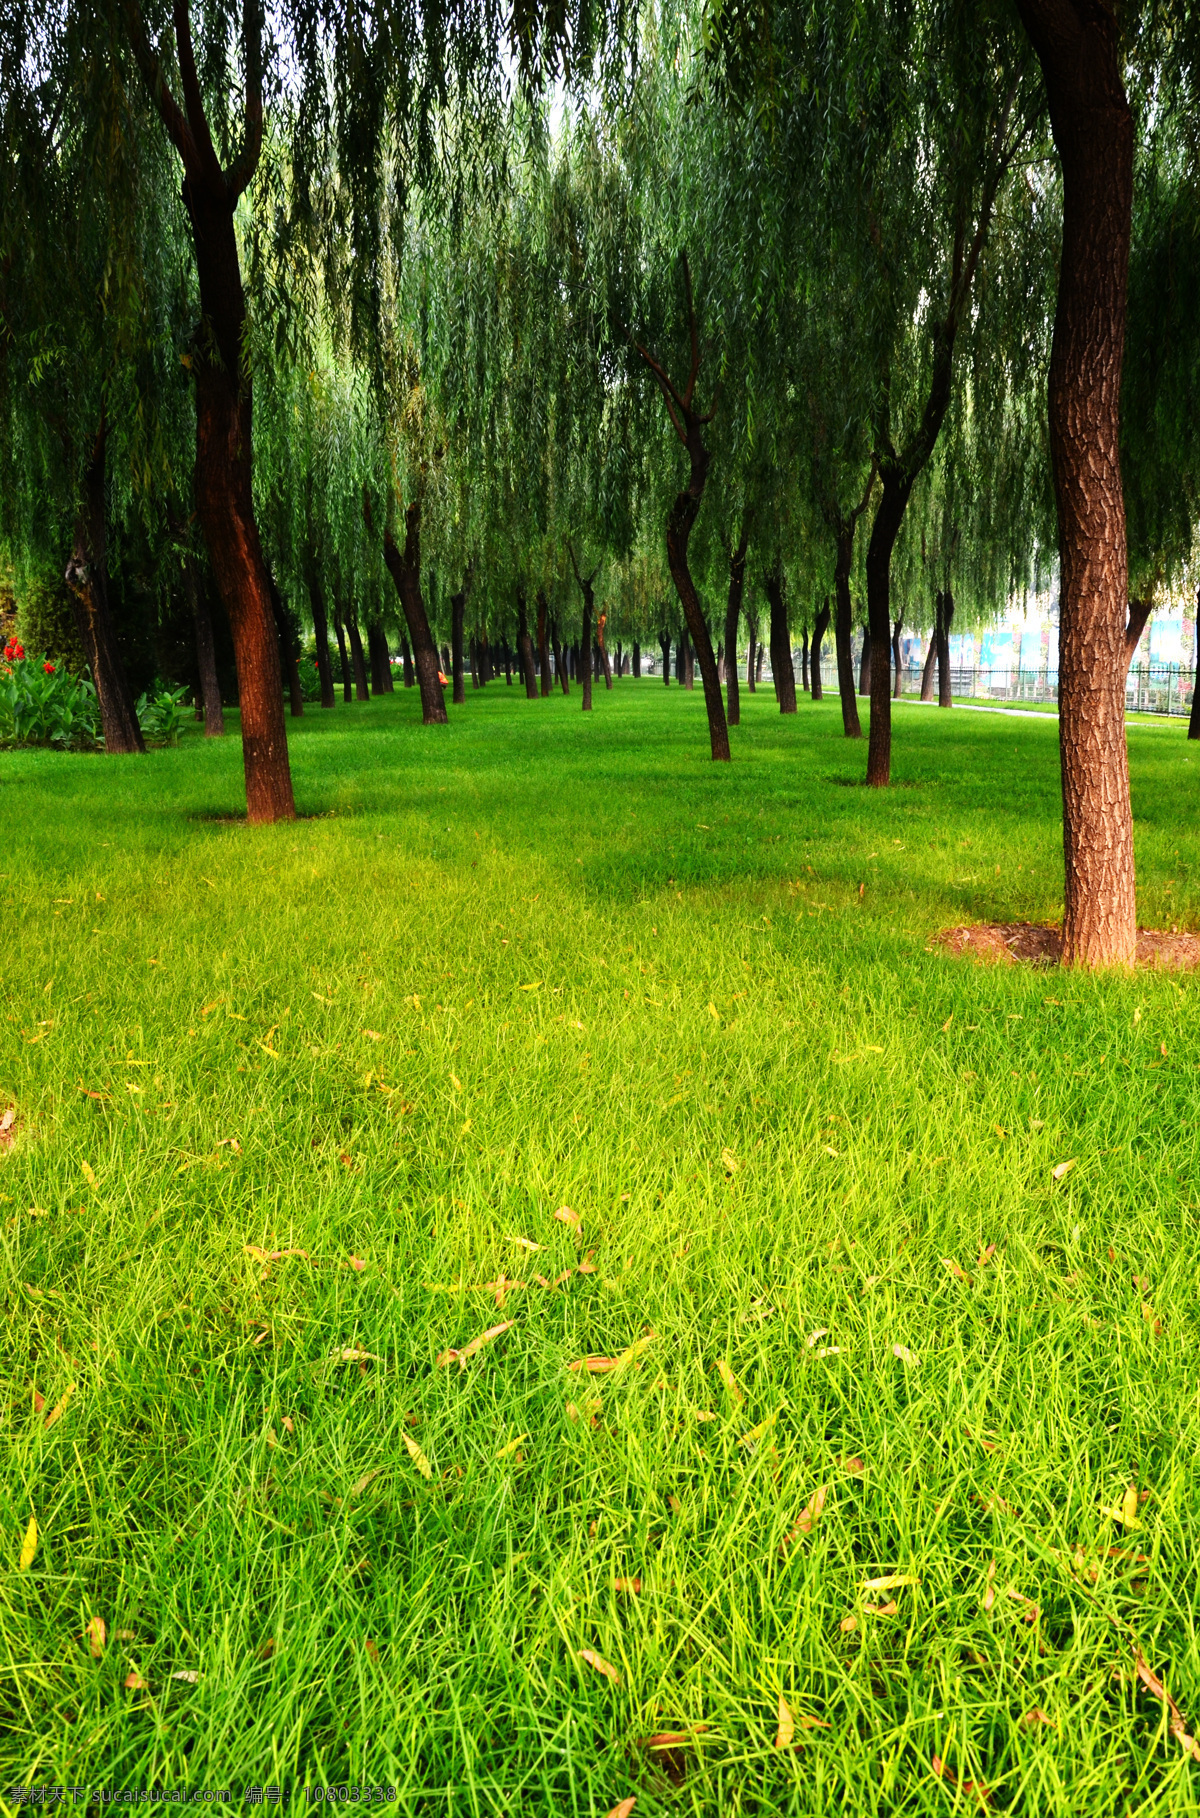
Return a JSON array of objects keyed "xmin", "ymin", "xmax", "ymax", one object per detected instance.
[{"xmin": 797, "ymin": 655, "xmax": 1196, "ymax": 718}]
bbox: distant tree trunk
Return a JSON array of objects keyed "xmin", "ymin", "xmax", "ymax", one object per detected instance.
[
  {"xmin": 685, "ymin": 629, "xmax": 695, "ymax": 690},
  {"xmin": 892, "ymin": 617, "xmax": 904, "ymax": 698},
  {"xmin": 569, "ymin": 557, "xmax": 595, "ymax": 714},
  {"xmin": 127, "ymin": 11, "xmax": 293, "ymax": 818},
  {"xmin": 599, "ymin": 612, "xmax": 613, "ymax": 689},
  {"xmin": 724, "ymin": 522, "xmax": 749, "ymax": 727},
  {"xmin": 372, "ymin": 495, "xmax": 447, "ymax": 725},
  {"xmin": 64, "ymin": 423, "xmax": 145, "ymax": 754},
  {"xmin": 1124, "ymin": 597, "xmax": 1152, "ymax": 673},
  {"xmin": 516, "ymin": 588, "xmax": 538, "ymax": 699},
  {"xmin": 801, "ymin": 628, "xmax": 810, "ymax": 693},
  {"xmin": 660, "ymin": 634, "xmax": 671, "ymax": 683},
  {"xmin": 451, "ymin": 590, "xmax": 466, "ymax": 704},
  {"xmin": 810, "ymin": 598, "xmax": 830, "ymax": 702},
  {"xmin": 169, "ymin": 504, "xmax": 225, "ymax": 735},
  {"xmin": 858, "ymin": 626, "xmax": 871, "ymax": 697},
  {"xmin": 347, "ymin": 614, "xmax": 370, "ymax": 701},
  {"xmin": 537, "ymin": 591, "xmax": 552, "ymax": 696},
  {"xmin": 616, "ymin": 640, "xmax": 623, "ymax": 679},
  {"xmin": 400, "ymin": 632, "xmax": 414, "ymax": 688},
  {"xmin": 469, "ymin": 636, "xmax": 479, "ymax": 689},
  {"xmin": 302, "ymin": 550, "xmax": 336, "ymax": 708},
  {"xmin": 333, "ymin": 609, "xmax": 352, "ymax": 703},
  {"xmin": 746, "ymin": 622, "xmax": 757, "ymax": 692},
  {"xmin": 755, "ymin": 643, "xmax": 765, "ymax": 684},
  {"xmin": 765, "ymin": 567, "xmax": 796, "ymax": 713},
  {"xmin": 366, "ymin": 620, "xmax": 387, "ymax": 695},
  {"xmin": 633, "ymin": 641, "xmax": 641, "ymax": 677},
  {"xmin": 921, "ymin": 606, "xmax": 938, "ymax": 701},
  {"xmin": 270, "ymin": 577, "xmax": 304, "ymax": 717},
  {"xmin": 1191, "ymin": 589, "xmax": 1200, "ymax": 739},
  {"xmin": 553, "ymin": 617, "xmax": 570, "ymax": 695},
  {"xmin": 938, "ymin": 591, "xmax": 955, "ymax": 707}
]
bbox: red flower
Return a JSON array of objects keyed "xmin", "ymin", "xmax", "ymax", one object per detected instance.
[{"xmin": 43, "ymin": 661, "xmax": 56, "ymax": 674}]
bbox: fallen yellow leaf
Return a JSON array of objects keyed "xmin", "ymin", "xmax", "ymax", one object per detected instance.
[
  {"xmin": 43, "ymin": 1383, "xmax": 76, "ymax": 1431},
  {"xmin": 1052, "ymin": 1158, "xmax": 1077, "ymax": 1181},
  {"xmin": 403, "ymin": 1433, "xmax": 433, "ymax": 1479},
  {"xmin": 775, "ymin": 1693, "xmax": 795, "ymax": 1750},
  {"xmin": 863, "ymin": 1573, "xmax": 919, "ymax": 1591},
  {"xmin": 19, "ymin": 1515, "xmax": 37, "ymax": 1571},
  {"xmin": 85, "ymin": 1616, "xmax": 106, "ymax": 1658},
  {"xmin": 580, "ymin": 1647, "xmax": 621, "ymax": 1685},
  {"xmin": 437, "ymin": 1320, "xmax": 514, "ymax": 1369},
  {"xmin": 604, "ymin": 1800, "xmax": 637, "ymax": 1818},
  {"xmin": 716, "ymin": 1358, "xmax": 743, "ymax": 1404},
  {"xmin": 494, "ymin": 1433, "xmax": 529, "ymax": 1461},
  {"xmin": 81, "ymin": 1160, "xmax": 97, "ymax": 1188}
]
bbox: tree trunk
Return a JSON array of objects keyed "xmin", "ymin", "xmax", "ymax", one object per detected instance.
[
  {"xmin": 633, "ymin": 641, "xmax": 641, "ymax": 677},
  {"xmin": 660, "ymin": 634, "xmax": 671, "ymax": 683},
  {"xmin": 451, "ymin": 591, "xmax": 466, "ymax": 704},
  {"xmin": 892, "ymin": 617, "xmax": 904, "ymax": 698},
  {"xmin": 746, "ymin": 622, "xmax": 756, "ymax": 692},
  {"xmin": 537, "ymin": 591, "xmax": 553, "ymax": 696},
  {"xmin": 920, "ymin": 605, "xmax": 938, "ymax": 701},
  {"xmin": 334, "ymin": 609, "xmax": 352, "ymax": 703},
  {"xmin": 937, "ymin": 592, "xmax": 955, "ymax": 707},
  {"xmin": 755, "ymin": 643, "xmax": 765, "ymax": 684},
  {"xmin": 801, "ymin": 629, "xmax": 809, "ymax": 693},
  {"xmin": 599, "ymin": 613, "xmax": 613, "ymax": 689},
  {"xmin": 400, "ymin": 632, "xmax": 415, "ymax": 688},
  {"xmin": 1014, "ymin": 0, "xmax": 1136, "ymax": 961},
  {"xmin": 810, "ymin": 598, "xmax": 830, "ymax": 702},
  {"xmin": 516, "ymin": 588, "xmax": 538, "ymax": 699},
  {"xmin": 366, "ymin": 620, "xmax": 387, "ymax": 696},
  {"xmin": 580, "ymin": 594, "xmax": 593, "ymax": 712},
  {"xmin": 270, "ymin": 576, "xmax": 304, "ymax": 717},
  {"xmin": 553, "ymin": 616, "xmax": 570, "ymax": 695},
  {"xmin": 765, "ymin": 567, "xmax": 797, "ymax": 713},
  {"xmin": 1190, "ymin": 590, "xmax": 1200, "ymax": 739},
  {"xmin": 347, "ymin": 614, "xmax": 370, "ymax": 701},
  {"xmin": 187, "ymin": 553, "xmax": 225, "ymax": 734},
  {"xmin": 64, "ymin": 423, "xmax": 145, "ymax": 754},
  {"xmin": 377, "ymin": 498, "xmax": 447, "ymax": 724},
  {"xmin": 469, "ymin": 636, "xmax": 479, "ymax": 690},
  {"xmin": 723, "ymin": 524, "xmax": 749, "ymax": 727},
  {"xmin": 858, "ymin": 625, "xmax": 871, "ymax": 697},
  {"xmin": 1124, "ymin": 596, "xmax": 1152, "ymax": 673},
  {"xmin": 303, "ymin": 550, "xmax": 336, "ymax": 708}
]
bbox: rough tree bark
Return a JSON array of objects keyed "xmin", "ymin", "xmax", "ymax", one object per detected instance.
[
  {"xmin": 1016, "ymin": 0, "xmax": 1135, "ymax": 961},
  {"xmin": 723, "ymin": 520, "xmax": 750, "ymax": 727},
  {"xmin": 127, "ymin": 0, "xmax": 293, "ymax": 818},
  {"xmin": 634, "ymin": 257, "xmax": 730, "ymax": 761},
  {"xmin": 810, "ymin": 598, "xmax": 830, "ymax": 702},
  {"xmin": 765, "ymin": 567, "xmax": 797, "ymax": 713},
  {"xmin": 64, "ymin": 419, "xmax": 145, "ymax": 753}
]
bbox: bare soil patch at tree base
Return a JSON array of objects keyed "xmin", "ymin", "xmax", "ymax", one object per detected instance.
[{"xmin": 933, "ymin": 921, "xmax": 1200, "ymax": 970}]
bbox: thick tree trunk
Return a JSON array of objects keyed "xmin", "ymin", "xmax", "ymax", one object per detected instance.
[
  {"xmin": 892, "ymin": 618, "xmax": 904, "ymax": 698},
  {"xmin": 451, "ymin": 591, "xmax": 466, "ymax": 704},
  {"xmin": 937, "ymin": 593, "xmax": 955, "ymax": 707},
  {"xmin": 377, "ymin": 499, "xmax": 447, "ymax": 724},
  {"xmin": 516, "ymin": 589, "xmax": 538, "ymax": 699},
  {"xmin": 64, "ymin": 424, "xmax": 145, "ymax": 754},
  {"xmin": 810, "ymin": 598, "xmax": 830, "ymax": 702},
  {"xmin": 723, "ymin": 525, "xmax": 749, "ymax": 727},
  {"xmin": 185, "ymin": 191, "xmax": 293, "ymax": 811},
  {"xmin": 1017, "ymin": 0, "xmax": 1135, "ymax": 961},
  {"xmin": 333, "ymin": 610, "xmax": 352, "ymax": 703},
  {"xmin": 270, "ymin": 576, "xmax": 304, "ymax": 717},
  {"xmin": 765, "ymin": 568, "xmax": 797, "ymax": 713},
  {"xmin": 303, "ymin": 552, "xmax": 336, "ymax": 708},
  {"xmin": 346, "ymin": 614, "xmax": 370, "ymax": 700},
  {"xmin": 537, "ymin": 592, "xmax": 553, "ymax": 696}
]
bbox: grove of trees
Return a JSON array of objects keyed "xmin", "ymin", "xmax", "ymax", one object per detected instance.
[{"xmin": 3, "ymin": 0, "xmax": 1200, "ymax": 966}]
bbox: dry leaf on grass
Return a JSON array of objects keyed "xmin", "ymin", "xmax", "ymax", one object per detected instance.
[
  {"xmin": 775, "ymin": 1694, "xmax": 795, "ymax": 1749},
  {"xmin": 863, "ymin": 1573, "xmax": 919, "ymax": 1591},
  {"xmin": 1019, "ymin": 1707, "xmax": 1053, "ymax": 1730},
  {"xmin": 1134, "ymin": 1651, "xmax": 1200, "ymax": 1760},
  {"xmin": 716, "ymin": 1358, "xmax": 743, "ymax": 1404},
  {"xmin": 781, "ymin": 1486, "xmax": 828, "ymax": 1548},
  {"xmin": 1101, "ymin": 1484, "xmax": 1142, "ymax": 1528},
  {"xmin": 508, "ymin": 1235, "xmax": 541, "ymax": 1251},
  {"xmin": 402, "ymin": 1433, "xmax": 433, "ymax": 1480},
  {"xmin": 257, "ymin": 1639, "xmax": 276, "ymax": 1661},
  {"xmin": 892, "ymin": 1343, "xmax": 919, "ymax": 1366},
  {"xmin": 436, "ymin": 1319, "xmax": 514, "ymax": 1369},
  {"xmin": 1052, "ymin": 1158, "xmax": 1077, "ymax": 1181},
  {"xmin": 1006, "ymin": 1588, "xmax": 1040, "ymax": 1623},
  {"xmin": 721, "ymin": 1147, "xmax": 739, "ymax": 1174},
  {"xmin": 364, "ymin": 1639, "xmax": 380, "ymax": 1663},
  {"xmin": 942, "ymin": 1257, "xmax": 972, "ymax": 1285},
  {"xmin": 494, "ymin": 1434, "xmax": 529, "ymax": 1462},
  {"xmin": 982, "ymin": 1560, "xmax": 996, "ymax": 1612},
  {"xmin": 123, "ymin": 1672, "xmax": 149, "ymax": 1691},
  {"xmin": 569, "ymin": 1333, "xmax": 655, "ymax": 1375},
  {"xmin": 85, "ymin": 1616, "xmax": 106, "ymax": 1658},
  {"xmin": 842, "ymin": 1455, "xmax": 866, "ymax": 1474},
  {"xmin": 931, "ymin": 1755, "xmax": 992, "ymax": 1806},
  {"xmin": 171, "ymin": 1670, "xmax": 200, "ymax": 1684},
  {"xmin": 18, "ymin": 1515, "xmax": 37, "ymax": 1572},
  {"xmin": 863, "ymin": 1600, "xmax": 899, "ymax": 1617},
  {"xmin": 349, "ymin": 1468, "xmax": 385, "ymax": 1498},
  {"xmin": 604, "ymin": 1800, "xmax": 637, "ymax": 1818},
  {"xmin": 246, "ymin": 1245, "xmax": 309, "ymax": 1264},
  {"xmin": 347, "ymin": 1255, "xmax": 367, "ymax": 1273},
  {"xmin": 977, "ymin": 1243, "xmax": 997, "ymax": 1268},
  {"xmin": 580, "ymin": 1647, "xmax": 621, "ymax": 1685},
  {"xmin": 613, "ymin": 1576, "xmax": 642, "ymax": 1594},
  {"xmin": 840, "ymin": 1615, "xmax": 859, "ymax": 1633},
  {"xmin": 555, "ymin": 1205, "xmax": 582, "ymax": 1235},
  {"xmin": 337, "ymin": 1347, "xmax": 380, "ymax": 1364},
  {"xmin": 43, "ymin": 1383, "xmax": 76, "ymax": 1430}
]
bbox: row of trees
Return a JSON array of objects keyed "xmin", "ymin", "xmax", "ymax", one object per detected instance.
[{"xmin": 2, "ymin": 0, "xmax": 1199, "ymax": 964}]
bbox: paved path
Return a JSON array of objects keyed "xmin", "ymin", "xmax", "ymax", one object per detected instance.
[{"xmin": 897, "ymin": 698, "xmax": 1185, "ymax": 729}]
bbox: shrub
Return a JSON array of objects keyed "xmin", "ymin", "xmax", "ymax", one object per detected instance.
[
  {"xmin": 136, "ymin": 681, "xmax": 190, "ymax": 746},
  {"xmin": 0, "ymin": 642, "xmax": 99, "ymax": 747}
]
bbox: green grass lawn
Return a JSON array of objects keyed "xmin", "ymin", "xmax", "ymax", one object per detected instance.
[{"xmin": 3, "ymin": 680, "xmax": 1200, "ymax": 1814}]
